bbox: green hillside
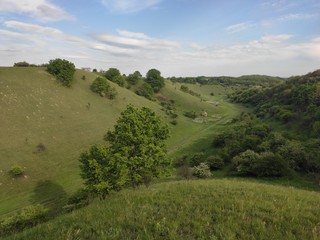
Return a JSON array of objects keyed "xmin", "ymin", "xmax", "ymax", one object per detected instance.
[
  {"xmin": 0, "ymin": 67, "xmax": 243, "ymax": 216},
  {"xmin": 4, "ymin": 179, "xmax": 320, "ymax": 240}
]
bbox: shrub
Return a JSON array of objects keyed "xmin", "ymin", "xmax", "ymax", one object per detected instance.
[
  {"xmin": 190, "ymin": 152, "xmax": 205, "ymax": 167},
  {"xmin": 35, "ymin": 143, "xmax": 46, "ymax": 153},
  {"xmin": 90, "ymin": 77, "xmax": 117, "ymax": 99},
  {"xmin": 184, "ymin": 111, "xmax": 196, "ymax": 119},
  {"xmin": 177, "ymin": 165, "xmax": 193, "ymax": 179},
  {"xmin": 10, "ymin": 166, "xmax": 24, "ymax": 177},
  {"xmin": 231, "ymin": 150, "xmax": 260, "ymax": 176},
  {"xmin": 206, "ymin": 156, "xmax": 224, "ymax": 170},
  {"xmin": 0, "ymin": 205, "xmax": 48, "ymax": 235},
  {"xmin": 172, "ymin": 155, "xmax": 189, "ymax": 168},
  {"xmin": 135, "ymin": 83, "xmax": 155, "ymax": 100},
  {"xmin": 180, "ymin": 85, "xmax": 189, "ymax": 92},
  {"xmin": 193, "ymin": 163, "xmax": 211, "ymax": 178},
  {"xmin": 170, "ymin": 119, "xmax": 178, "ymax": 125}
]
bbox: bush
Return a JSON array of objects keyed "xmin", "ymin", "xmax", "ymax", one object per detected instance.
[
  {"xmin": 35, "ymin": 143, "xmax": 46, "ymax": 153},
  {"xmin": 193, "ymin": 163, "xmax": 211, "ymax": 178},
  {"xmin": 206, "ymin": 156, "xmax": 224, "ymax": 170},
  {"xmin": 190, "ymin": 152, "xmax": 205, "ymax": 167},
  {"xmin": 9, "ymin": 166, "xmax": 24, "ymax": 177},
  {"xmin": 231, "ymin": 150, "xmax": 289, "ymax": 177},
  {"xmin": 0, "ymin": 205, "xmax": 48, "ymax": 235},
  {"xmin": 177, "ymin": 165, "xmax": 193, "ymax": 179},
  {"xmin": 90, "ymin": 77, "xmax": 117, "ymax": 99},
  {"xmin": 135, "ymin": 83, "xmax": 155, "ymax": 100},
  {"xmin": 172, "ymin": 155, "xmax": 189, "ymax": 168},
  {"xmin": 180, "ymin": 85, "xmax": 189, "ymax": 92},
  {"xmin": 184, "ymin": 111, "xmax": 196, "ymax": 119},
  {"xmin": 170, "ymin": 119, "xmax": 178, "ymax": 125},
  {"xmin": 47, "ymin": 58, "xmax": 75, "ymax": 87}
]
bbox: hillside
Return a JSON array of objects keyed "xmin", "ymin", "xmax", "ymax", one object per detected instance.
[
  {"xmin": 4, "ymin": 179, "xmax": 320, "ymax": 240},
  {"xmin": 0, "ymin": 67, "xmax": 244, "ymax": 216}
]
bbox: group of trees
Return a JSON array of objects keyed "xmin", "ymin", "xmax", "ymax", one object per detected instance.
[
  {"xmin": 79, "ymin": 105, "xmax": 170, "ymax": 198},
  {"xmin": 230, "ymin": 69, "xmax": 320, "ymax": 134}
]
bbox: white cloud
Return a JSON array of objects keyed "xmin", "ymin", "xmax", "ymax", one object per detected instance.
[
  {"xmin": 1, "ymin": 20, "xmax": 319, "ymax": 77},
  {"xmin": 278, "ymin": 13, "xmax": 319, "ymax": 21},
  {"xmin": 225, "ymin": 22, "xmax": 255, "ymax": 33},
  {"xmin": 101, "ymin": 0, "xmax": 162, "ymax": 13},
  {"xmin": 0, "ymin": 0, "xmax": 74, "ymax": 21}
]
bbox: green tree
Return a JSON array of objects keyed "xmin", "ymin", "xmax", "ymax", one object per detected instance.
[
  {"xmin": 47, "ymin": 59, "xmax": 75, "ymax": 87},
  {"xmin": 135, "ymin": 83, "xmax": 155, "ymax": 100},
  {"xmin": 105, "ymin": 68, "xmax": 121, "ymax": 81},
  {"xmin": 126, "ymin": 72, "xmax": 141, "ymax": 85},
  {"xmin": 146, "ymin": 69, "xmax": 165, "ymax": 93},
  {"xmin": 113, "ymin": 75, "xmax": 125, "ymax": 87},
  {"xmin": 105, "ymin": 105, "xmax": 170, "ymax": 187},
  {"xmin": 79, "ymin": 145, "xmax": 128, "ymax": 198}
]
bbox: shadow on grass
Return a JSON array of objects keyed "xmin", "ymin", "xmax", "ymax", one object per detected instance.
[{"xmin": 30, "ymin": 180, "xmax": 68, "ymax": 216}]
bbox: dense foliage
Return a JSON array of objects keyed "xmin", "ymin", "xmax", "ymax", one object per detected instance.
[
  {"xmin": 47, "ymin": 59, "xmax": 76, "ymax": 87},
  {"xmin": 169, "ymin": 75, "xmax": 284, "ymax": 87},
  {"xmin": 146, "ymin": 69, "xmax": 165, "ymax": 93},
  {"xmin": 79, "ymin": 105, "xmax": 170, "ymax": 197},
  {"xmin": 135, "ymin": 83, "xmax": 155, "ymax": 100},
  {"xmin": 90, "ymin": 77, "xmax": 117, "ymax": 99},
  {"xmin": 230, "ymin": 70, "xmax": 320, "ymax": 132}
]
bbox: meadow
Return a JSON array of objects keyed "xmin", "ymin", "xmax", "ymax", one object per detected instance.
[
  {"xmin": 0, "ymin": 67, "xmax": 242, "ymax": 216},
  {"xmin": 4, "ymin": 179, "xmax": 320, "ymax": 240}
]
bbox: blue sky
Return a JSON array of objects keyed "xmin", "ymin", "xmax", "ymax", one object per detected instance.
[{"xmin": 0, "ymin": 0, "xmax": 319, "ymax": 77}]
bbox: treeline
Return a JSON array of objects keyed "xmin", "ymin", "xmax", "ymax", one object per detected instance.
[
  {"xmin": 169, "ymin": 75, "xmax": 284, "ymax": 87},
  {"xmin": 13, "ymin": 61, "xmax": 48, "ymax": 67}
]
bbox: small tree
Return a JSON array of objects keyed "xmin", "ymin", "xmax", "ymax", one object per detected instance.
[
  {"xmin": 105, "ymin": 105, "xmax": 170, "ymax": 187},
  {"xmin": 79, "ymin": 145, "xmax": 128, "ymax": 198},
  {"xmin": 47, "ymin": 59, "xmax": 75, "ymax": 87},
  {"xmin": 105, "ymin": 68, "xmax": 121, "ymax": 81},
  {"xmin": 146, "ymin": 69, "xmax": 165, "ymax": 93}
]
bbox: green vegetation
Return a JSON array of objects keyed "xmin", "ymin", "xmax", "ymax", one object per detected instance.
[
  {"xmin": 146, "ymin": 68, "xmax": 165, "ymax": 93},
  {"xmin": 47, "ymin": 59, "xmax": 76, "ymax": 87},
  {"xmin": 9, "ymin": 166, "xmax": 25, "ymax": 177},
  {"xmin": 90, "ymin": 77, "xmax": 117, "ymax": 99},
  {"xmin": 80, "ymin": 105, "xmax": 170, "ymax": 197},
  {"xmin": 2, "ymin": 66, "xmax": 319, "ymax": 239},
  {"xmin": 4, "ymin": 180, "xmax": 319, "ymax": 240}
]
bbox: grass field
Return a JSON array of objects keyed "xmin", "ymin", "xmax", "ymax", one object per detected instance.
[
  {"xmin": 4, "ymin": 179, "xmax": 320, "ymax": 240},
  {"xmin": 0, "ymin": 67, "xmax": 243, "ymax": 216}
]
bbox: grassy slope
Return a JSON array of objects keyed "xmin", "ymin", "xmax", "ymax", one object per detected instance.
[
  {"xmin": 0, "ymin": 67, "xmax": 160, "ymax": 216},
  {"xmin": 0, "ymin": 68, "xmax": 242, "ymax": 216},
  {"xmin": 5, "ymin": 179, "xmax": 320, "ymax": 240}
]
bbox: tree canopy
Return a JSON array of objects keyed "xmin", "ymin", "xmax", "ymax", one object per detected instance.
[
  {"xmin": 47, "ymin": 59, "xmax": 75, "ymax": 87},
  {"xmin": 105, "ymin": 68, "xmax": 121, "ymax": 81},
  {"xmin": 146, "ymin": 69, "xmax": 165, "ymax": 93},
  {"xmin": 79, "ymin": 105, "xmax": 170, "ymax": 197}
]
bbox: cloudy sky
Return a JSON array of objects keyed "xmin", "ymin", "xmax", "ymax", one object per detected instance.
[{"xmin": 0, "ymin": 0, "xmax": 319, "ymax": 77}]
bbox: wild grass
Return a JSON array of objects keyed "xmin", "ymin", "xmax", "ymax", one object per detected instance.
[
  {"xmin": 5, "ymin": 179, "xmax": 320, "ymax": 240},
  {"xmin": 0, "ymin": 67, "xmax": 242, "ymax": 216}
]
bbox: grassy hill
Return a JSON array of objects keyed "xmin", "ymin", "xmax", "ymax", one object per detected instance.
[
  {"xmin": 0, "ymin": 67, "xmax": 244, "ymax": 216},
  {"xmin": 4, "ymin": 179, "xmax": 320, "ymax": 240}
]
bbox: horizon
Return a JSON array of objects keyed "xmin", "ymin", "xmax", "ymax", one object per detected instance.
[{"xmin": 0, "ymin": 0, "xmax": 320, "ymax": 77}]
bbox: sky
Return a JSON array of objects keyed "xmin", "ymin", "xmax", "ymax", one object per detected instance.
[{"xmin": 0, "ymin": 0, "xmax": 319, "ymax": 77}]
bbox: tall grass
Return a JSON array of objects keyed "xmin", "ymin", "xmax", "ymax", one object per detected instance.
[{"xmin": 6, "ymin": 179, "xmax": 320, "ymax": 240}]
